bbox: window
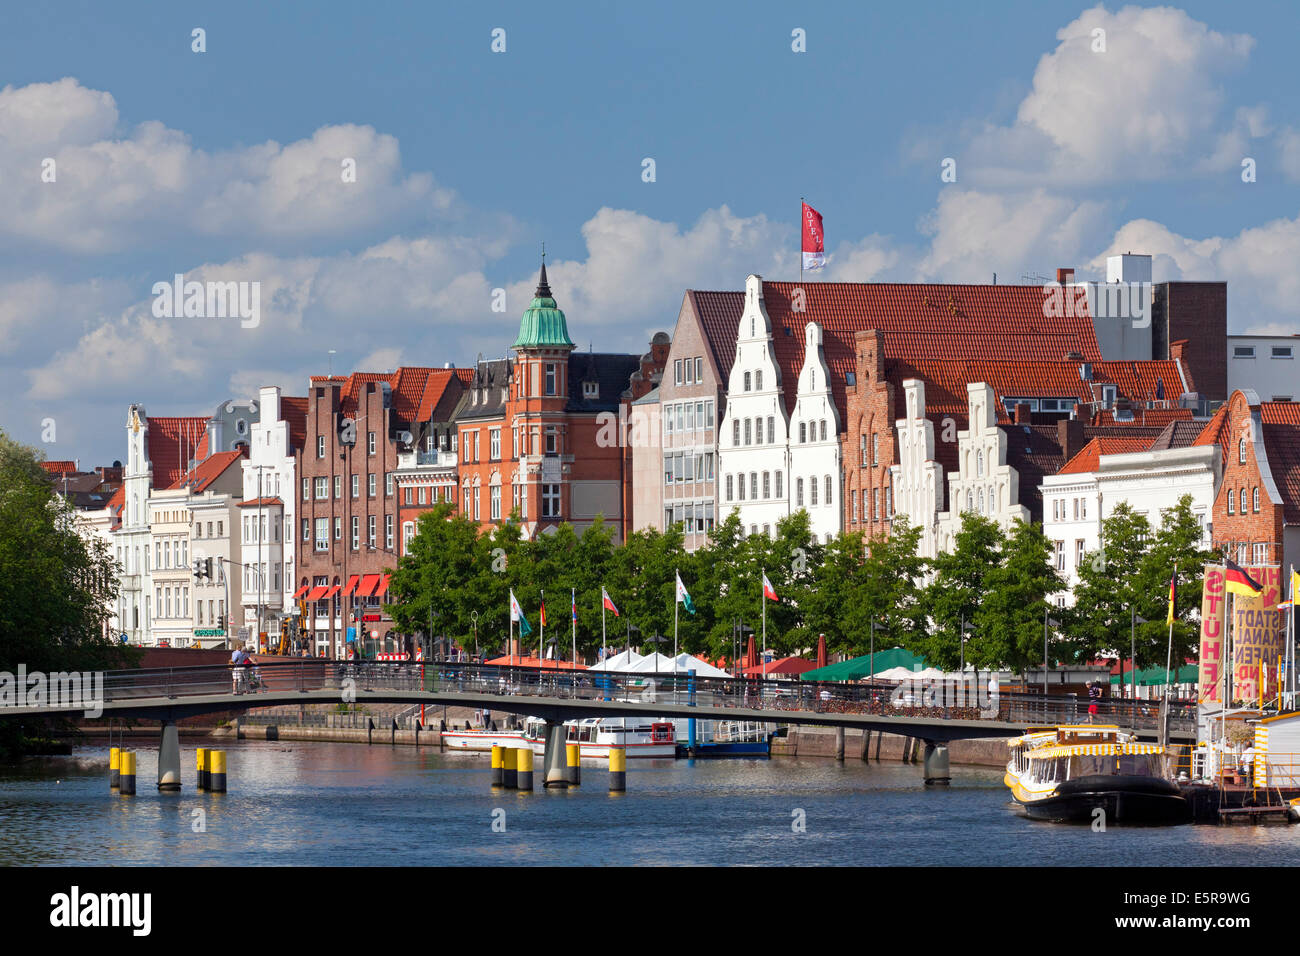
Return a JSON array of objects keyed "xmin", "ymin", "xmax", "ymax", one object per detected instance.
[
  {"xmin": 799, "ymin": 422, "xmax": 807, "ymax": 443},
  {"xmin": 545, "ymin": 364, "xmax": 557, "ymax": 395},
  {"xmin": 302, "ymin": 518, "xmax": 310, "ymax": 543},
  {"xmin": 1073, "ymin": 498, "xmax": 1079, "ymax": 520},
  {"xmin": 405, "ymin": 486, "xmax": 412, "ymax": 505},
  {"xmin": 1255, "ymin": 542, "xmax": 1270, "ymax": 565},
  {"xmin": 725, "ymin": 475, "xmax": 734, "ymax": 502},
  {"xmin": 663, "ymin": 454, "xmax": 673, "ymax": 485},
  {"xmin": 334, "ymin": 516, "xmax": 341, "ymax": 540},
  {"xmin": 706, "ymin": 401, "xmax": 714, "ymax": 428},
  {"xmin": 352, "ymin": 516, "xmax": 359, "ymax": 550},
  {"xmin": 386, "ymin": 515, "xmax": 394, "ymax": 549},
  {"xmin": 810, "ymin": 478, "xmax": 818, "ymax": 507},
  {"xmin": 750, "ymin": 472, "xmax": 758, "ymax": 499},
  {"xmin": 1273, "ymin": 346, "xmax": 1294, "ymax": 359},
  {"xmin": 1055, "ymin": 541, "xmax": 1065, "ymax": 571},
  {"xmin": 744, "ymin": 419, "xmax": 752, "ymax": 446},
  {"xmin": 763, "ymin": 471, "xmax": 770, "ymax": 499},
  {"xmin": 317, "ymin": 436, "xmax": 325, "ymax": 458},
  {"xmin": 474, "ymin": 432, "xmax": 480, "ymax": 461},
  {"xmin": 352, "ymin": 474, "xmax": 360, "ymax": 497},
  {"xmin": 1234, "ymin": 346, "xmax": 1256, "ymax": 358},
  {"xmin": 368, "ymin": 515, "xmax": 376, "ymax": 547},
  {"xmin": 1076, "ymin": 540, "xmax": 1086, "ymax": 568},
  {"xmin": 315, "ymin": 477, "xmax": 328, "ymax": 499},
  {"xmin": 367, "ymin": 431, "xmax": 376, "ymax": 455},
  {"xmin": 1241, "ymin": 488, "xmax": 1248, "ymax": 513},
  {"xmin": 1228, "ymin": 490, "xmax": 1235, "ymax": 515},
  {"xmin": 767, "ymin": 417, "xmax": 775, "ymax": 444},
  {"xmin": 675, "ymin": 359, "xmax": 683, "ymax": 385},
  {"xmin": 418, "ymin": 487, "xmax": 426, "ymax": 505},
  {"xmin": 873, "ymin": 488, "xmax": 880, "ymax": 520},
  {"xmin": 542, "ymin": 484, "xmax": 561, "ymax": 518},
  {"xmin": 368, "ymin": 474, "xmax": 376, "ymax": 497},
  {"xmin": 302, "ymin": 477, "xmax": 309, "ymax": 501},
  {"xmin": 695, "ymin": 357, "xmax": 702, "ymax": 382},
  {"xmin": 462, "ymin": 434, "xmax": 471, "ymax": 463},
  {"xmin": 334, "ymin": 475, "xmax": 342, "ymax": 498},
  {"xmin": 314, "ymin": 518, "xmax": 329, "ymax": 551},
  {"xmin": 386, "ymin": 473, "xmax": 393, "ymax": 496},
  {"xmin": 490, "ymin": 429, "xmax": 500, "ymax": 460},
  {"xmin": 820, "ymin": 420, "xmax": 827, "ymax": 442},
  {"xmin": 825, "ymin": 475, "xmax": 832, "ymax": 506},
  {"xmin": 885, "ymin": 485, "xmax": 892, "ymax": 517},
  {"xmin": 473, "ymin": 486, "xmax": 481, "ymax": 521},
  {"xmin": 733, "ymin": 419, "xmax": 740, "ymax": 446},
  {"xmin": 1253, "ymin": 487, "xmax": 1260, "ymax": 512},
  {"xmin": 685, "ymin": 403, "xmax": 694, "ymax": 431},
  {"xmin": 796, "ymin": 478, "xmax": 804, "ymax": 507},
  {"xmin": 744, "ymin": 371, "xmax": 751, "ymax": 392},
  {"xmin": 755, "ymin": 370, "xmax": 763, "ymax": 391},
  {"xmin": 1080, "ymin": 498, "xmax": 1087, "ymax": 520},
  {"xmin": 738, "ymin": 473, "xmax": 746, "ymax": 501},
  {"xmin": 491, "ymin": 485, "xmax": 501, "ymax": 520},
  {"xmin": 873, "ymin": 433, "xmax": 879, "ymax": 467},
  {"xmin": 545, "ymin": 427, "xmax": 557, "ymax": 455}
]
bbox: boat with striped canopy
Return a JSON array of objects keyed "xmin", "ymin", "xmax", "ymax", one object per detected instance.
[{"xmin": 1004, "ymin": 725, "xmax": 1191, "ymax": 824}]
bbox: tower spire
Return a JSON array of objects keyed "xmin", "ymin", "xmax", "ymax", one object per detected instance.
[{"xmin": 536, "ymin": 244, "xmax": 552, "ymax": 299}]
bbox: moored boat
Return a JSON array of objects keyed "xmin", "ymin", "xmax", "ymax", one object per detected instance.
[{"xmin": 1005, "ymin": 725, "xmax": 1191, "ymax": 825}]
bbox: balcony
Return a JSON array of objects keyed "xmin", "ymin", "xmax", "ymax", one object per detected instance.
[{"xmin": 396, "ymin": 449, "xmax": 458, "ymax": 469}]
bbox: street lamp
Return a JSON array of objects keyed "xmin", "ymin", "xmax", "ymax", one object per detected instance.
[
  {"xmin": 1043, "ymin": 610, "xmax": 1062, "ymax": 705},
  {"xmin": 470, "ymin": 610, "xmax": 479, "ymax": 660}
]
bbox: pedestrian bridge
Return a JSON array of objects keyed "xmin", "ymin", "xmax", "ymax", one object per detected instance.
[{"xmin": 2, "ymin": 660, "xmax": 1194, "ymax": 788}]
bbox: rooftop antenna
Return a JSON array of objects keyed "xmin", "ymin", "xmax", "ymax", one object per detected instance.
[{"xmin": 328, "ymin": 349, "xmax": 337, "ymax": 377}]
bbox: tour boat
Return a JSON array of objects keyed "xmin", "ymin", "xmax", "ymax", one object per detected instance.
[
  {"xmin": 440, "ymin": 726, "xmax": 530, "ymax": 752},
  {"xmin": 1004, "ymin": 725, "xmax": 1191, "ymax": 824},
  {"xmin": 524, "ymin": 717, "xmax": 678, "ymax": 759}
]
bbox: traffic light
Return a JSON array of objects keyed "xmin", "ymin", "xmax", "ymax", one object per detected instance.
[
  {"xmin": 193, "ymin": 558, "xmax": 204, "ymax": 580},
  {"xmin": 217, "ymin": 614, "xmax": 226, "ymax": 631},
  {"xmin": 204, "ymin": 556, "xmax": 213, "ymax": 578}
]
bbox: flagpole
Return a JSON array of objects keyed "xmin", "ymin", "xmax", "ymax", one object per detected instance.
[
  {"xmin": 799, "ymin": 198, "xmax": 804, "ymax": 284},
  {"xmin": 571, "ymin": 587, "xmax": 577, "ymax": 669},
  {"xmin": 674, "ymin": 567, "xmax": 679, "ymax": 661},
  {"xmin": 761, "ymin": 567, "xmax": 767, "ymax": 678},
  {"xmin": 539, "ymin": 588, "xmax": 544, "ymax": 663},
  {"xmin": 602, "ymin": 593, "xmax": 607, "ymax": 661},
  {"xmin": 1165, "ymin": 564, "xmax": 1175, "ymax": 700}
]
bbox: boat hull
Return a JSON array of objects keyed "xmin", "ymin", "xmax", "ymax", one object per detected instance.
[
  {"xmin": 1017, "ymin": 775, "xmax": 1192, "ymax": 825},
  {"xmin": 440, "ymin": 730, "xmax": 675, "ymax": 759}
]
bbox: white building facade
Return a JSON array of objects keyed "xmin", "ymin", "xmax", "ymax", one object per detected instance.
[
  {"xmin": 1041, "ymin": 444, "xmax": 1219, "ymax": 606},
  {"xmin": 117, "ymin": 406, "xmax": 154, "ymax": 644},
  {"xmin": 890, "ymin": 380, "xmax": 946, "ymax": 560},
  {"xmin": 786, "ymin": 321, "xmax": 842, "ymax": 542},
  {"xmin": 239, "ymin": 386, "xmax": 298, "ymax": 635},
  {"xmin": 718, "ymin": 275, "xmax": 792, "ymax": 537},
  {"xmin": 1228, "ymin": 335, "xmax": 1299, "ymax": 402}
]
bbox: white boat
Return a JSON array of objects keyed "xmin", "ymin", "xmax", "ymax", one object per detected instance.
[
  {"xmin": 525, "ymin": 717, "xmax": 678, "ymax": 759},
  {"xmin": 440, "ymin": 727, "xmax": 530, "ymax": 751}
]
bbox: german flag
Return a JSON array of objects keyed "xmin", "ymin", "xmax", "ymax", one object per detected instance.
[
  {"xmin": 1166, "ymin": 567, "xmax": 1177, "ymax": 626},
  {"xmin": 1224, "ymin": 558, "xmax": 1264, "ymax": 597}
]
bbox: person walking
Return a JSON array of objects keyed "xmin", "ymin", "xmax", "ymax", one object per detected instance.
[{"xmin": 1087, "ymin": 680, "xmax": 1102, "ymax": 723}]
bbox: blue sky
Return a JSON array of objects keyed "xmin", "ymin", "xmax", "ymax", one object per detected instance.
[{"xmin": 2, "ymin": 1, "xmax": 1299, "ymax": 464}]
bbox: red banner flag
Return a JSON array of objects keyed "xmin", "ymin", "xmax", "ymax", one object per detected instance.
[
  {"xmin": 801, "ymin": 201, "xmax": 825, "ymax": 271},
  {"xmin": 602, "ymin": 587, "xmax": 619, "ymax": 616}
]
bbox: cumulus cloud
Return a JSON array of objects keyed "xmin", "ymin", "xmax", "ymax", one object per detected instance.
[
  {"xmin": 962, "ymin": 5, "xmax": 1258, "ymax": 184},
  {"xmin": 0, "ymin": 78, "xmax": 454, "ymax": 253}
]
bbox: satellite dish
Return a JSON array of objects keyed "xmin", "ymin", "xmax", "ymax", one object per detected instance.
[{"xmin": 397, "ymin": 430, "xmax": 413, "ymax": 445}]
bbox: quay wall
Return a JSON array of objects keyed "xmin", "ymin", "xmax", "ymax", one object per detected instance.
[{"xmin": 771, "ymin": 726, "xmax": 1008, "ymax": 767}]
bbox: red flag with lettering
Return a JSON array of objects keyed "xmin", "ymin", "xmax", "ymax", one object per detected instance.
[{"xmin": 801, "ymin": 202, "xmax": 825, "ymax": 271}]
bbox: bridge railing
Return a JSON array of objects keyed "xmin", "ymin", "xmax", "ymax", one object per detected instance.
[{"xmin": 83, "ymin": 659, "xmax": 1195, "ymax": 734}]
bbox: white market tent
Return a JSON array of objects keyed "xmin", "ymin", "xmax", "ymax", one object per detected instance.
[
  {"xmin": 588, "ymin": 648, "xmax": 644, "ymax": 672},
  {"xmin": 626, "ymin": 652, "xmax": 679, "ymax": 673},
  {"xmin": 670, "ymin": 653, "xmax": 731, "ymax": 678}
]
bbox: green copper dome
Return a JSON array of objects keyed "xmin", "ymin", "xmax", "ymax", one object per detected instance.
[{"xmin": 512, "ymin": 262, "xmax": 575, "ymax": 350}]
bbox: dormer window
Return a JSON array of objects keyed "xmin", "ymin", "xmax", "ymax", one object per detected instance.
[{"xmin": 583, "ymin": 380, "xmax": 599, "ymax": 399}]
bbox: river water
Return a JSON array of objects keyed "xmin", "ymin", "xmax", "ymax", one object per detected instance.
[{"xmin": 1, "ymin": 740, "xmax": 1296, "ymax": 866}]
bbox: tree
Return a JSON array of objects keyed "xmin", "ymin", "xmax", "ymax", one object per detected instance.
[
  {"xmin": 1064, "ymin": 502, "xmax": 1150, "ymax": 664},
  {"xmin": 924, "ymin": 512, "xmax": 1005, "ymax": 667},
  {"xmin": 976, "ymin": 520, "xmax": 1063, "ymax": 675}
]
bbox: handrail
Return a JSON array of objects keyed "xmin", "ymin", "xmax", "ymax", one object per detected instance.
[{"xmin": 5, "ymin": 659, "xmax": 1197, "ymax": 733}]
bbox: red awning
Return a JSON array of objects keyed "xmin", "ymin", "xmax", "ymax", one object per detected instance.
[
  {"xmin": 306, "ymin": 585, "xmax": 330, "ymax": 601},
  {"xmin": 355, "ymin": 574, "xmax": 381, "ymax": 598},
  {"xmin": 374, "ymin": 574, "xmax": 390, "ymax": 597},
  {"xmin": 323, "ymin": 585, "xmax": 340, "ymax": 598},
  {"xmin": 293, "ymin": 584, "xmax": 310, "ymax": 599},
  {"xmin": 341, "ymin": 575, "xmax": 361, "ymax": 597}
]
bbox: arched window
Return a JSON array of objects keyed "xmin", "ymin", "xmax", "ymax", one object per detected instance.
[
  {"xmin": 744, "ymin": 371, "xmax": 751, "ymax": 392},
  {"xmin": 744, "ymin": 419, "xmax": 752, "ymax": 445},
  {"xmin": 767, "ymin": 417, "xmax": 775, "ymax": 444},
  {"xmin": 1253, "ymin": 487, "xmax": 1260, "ymax": 512},
  {"xmin": 799, "ymin": 422, "xmax": 807, "ymax": 443},
  {"xmin": 1239, "ymin": 437, "xmax": 1248, "ymax": 463},
  {"xmin": 976, "ymin": 449, "xmax": 984, "ymax": 477},
  {"xmin": 796, "ymin": 478, "xmax": 804, "ymax": 507},
  {"xmin": 1241, "ymin": 488, "xmax": 1248, "ymax": 513},
  {"xmin": 966, "ymin": 489, "xmax": 973, "ymax": 512},
  {"xmin": 824, "ymin": 475, "xmax": 832, "ymax": 505},
  {"xmin": 820, "ymin": 420, "xmax": 827, "ymax": 441},
  {"xmin": 755, "ymin": 370, "xmax": 763, "ymax": 391},
  {"xmin": 1228, "ymin": 489, "xmax": 1235, "ymax": 514},
  {"xmin": 977, "ymin": 488, "xmax": 984, "ymax": 513},
  {"xmin": 810, "ymin": 478, "xmax": 819, "ymax": 506},
  {"xmin": 733, "ymin": 419, "xmax": 740, "ymax": 446}
]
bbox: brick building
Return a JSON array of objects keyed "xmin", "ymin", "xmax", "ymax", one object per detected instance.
[
  {"xmin": 455, "ymin": 264, "xmax": 667, "ymax": 541},
  {"xmin": 296, "ymin": 368, "xmax": 464, "ymax": 657},
  {"xmin": 1197, "ymin": 389, "xmax": 1300, "ymax": 575}
]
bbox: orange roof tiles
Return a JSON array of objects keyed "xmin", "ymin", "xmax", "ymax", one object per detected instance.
[
  {"xmin": 1260, "ymin": 402, "xmax": 1300, "ymax": 524},
  {"xmin": 40, "ymin": 460, "xmax": 78, "ymax": 474},
  {"xmin": 281, "ymin": 396, "xmax": 308, "ymax": 453},
  {"xmin": 1058, "ymin": 436, "xmax": 1157, "ymax": 475},
  {"xmin": 147, "ymin": 416, "xmax": 210, "ymax": 489},
  {"xmin": 167, "ymin": 449, "xmax": 244, "ymax": 492}
]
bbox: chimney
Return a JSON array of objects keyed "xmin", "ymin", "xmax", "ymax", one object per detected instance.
[
  {"xmin": 1056, "ymin": 267, "xmax": 1075, "ymax": 285},
  {"xmin": 1057, "ymin": 417, "xmax": 1085, "ymax": 461},
  {"xmin": 1014, "ymin": 402, "xmax": 1033, "ymax": 424},
  {"xmin": 1170, "ymin": 339, "xmax": 1188, "ymax": 364}
]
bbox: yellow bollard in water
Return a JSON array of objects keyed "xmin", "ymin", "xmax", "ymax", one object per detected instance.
[
  {"xmin": 109, "ymin": 747, "xmax": 120, "ymax": 790},
  {"xmin": 609, "ymin": 745, "xmax": 626, "ymax": 792},
  {"xmin": 209, "ymin": 750, "xmax": 227, "ymax": 793},
  {"xmin": 196, "ymin": 748, "xmax": 208, "ymax": 790},
  {"xmin": 515, "ymin": 747, "xmax": 534, "ymax": 791},
  {"xmin": 566, "ymin": 742, "xmax": 581, "ymax": 787},
  {"xmin": 490, "ymin": 745, "xmax": 504, "ymax": 787},
  {"xmin": 119, "ymin": 751, "xmax": 137, "ymax": 795}
]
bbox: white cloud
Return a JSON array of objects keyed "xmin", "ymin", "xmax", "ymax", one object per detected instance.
[
  {"xmin": 964, "ymin": 5, "xmax": 1257, "ymax": 184},
  {"xmin": 0, "ymin": 79, "xmax": 454, "ymax": 253}
]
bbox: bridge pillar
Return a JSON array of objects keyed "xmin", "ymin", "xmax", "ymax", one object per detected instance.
[
  {"xmin": 157, "ymin": 721, "xmax": 181, "ymax": 791},
  {"xmin": 834, "ymin": 726, "xmax": 845, "ymax": 761},
  {"xmin": 859, "ymin": 730, "xmax": 871, "ymax": 761},
  {"xmin": 922, "ymin": 740, "xmax": 950, "ymax": 786},
  {"xmin": 543, "ymin": 721, "xmax": 569, "ymax": 788}
]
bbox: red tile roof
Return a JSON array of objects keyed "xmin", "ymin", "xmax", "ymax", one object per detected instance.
[
  {"xmin": 106, "ymin": 485, "xmax": 125, "ymax": 531},
  {"xmin": 281, "ymin": 396, "xmax": 308, "ymax": 453},
  {"xmin": 310, "ymin": 368, "xmax": 465, "ymax": 423},
  {"xmin": 147, "ymin": 417, "xmax": 210, "ymax": 489},
  {"xmin": 690, "ymin": 281, "xmax": 1106, "ymax": 421},
  {"xmin": 1057, "ymin": 436, "xmax": 1157, "ymax": 475},
  {"xmin": 237, "ymin": 497, "xmax": 283, "ymax": 508},
  {"xmin": 1260, "ymin": 402, "xmax": 1300, "ymax": 524},
  {"xmin": 40, "ymin": 460, "xmax": 78, "ymax": 474},
  {"xmin": 167, "ymin": 449, "xmax": 244, "ymax": 492},
  {"xmin": 1192, "ymin": 404, "xmax": 1232, "ymax": 466}
]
